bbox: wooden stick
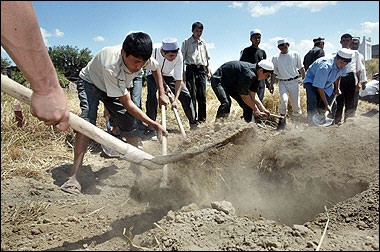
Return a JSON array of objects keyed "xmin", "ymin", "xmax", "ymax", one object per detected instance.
[
  {"xmin": 1, "ymin": 75, "xmax": 163, "ymax": 170},
  {"xmin": 159, "ymin": 104, "xmax": 169, "ymax": 188},
  {"xmin": 166, "ymin": 90, "xmax": 186, "ymax": 137}
]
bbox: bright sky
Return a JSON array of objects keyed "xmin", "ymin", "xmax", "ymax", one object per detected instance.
[{"xmin": 1, "ymin": 1, "xmax": 379, "ymax": 73}]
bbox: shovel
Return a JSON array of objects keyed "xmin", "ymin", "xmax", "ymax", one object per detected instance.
[
  {"xmin": 166, "ymin": 87, "xmax": 186, "ymax": 137},
  {"xmin": 159, "ymin": 104, "xmax": 169, "ymax": 188},
  {"xmin": 0, "ymin": 75, "xmax": 234, "ymax": 167},
  {"xmin": 312, "ymin": 95, "xmax": 337, "ymax": 127}
]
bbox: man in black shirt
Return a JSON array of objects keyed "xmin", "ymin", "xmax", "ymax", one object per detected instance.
[
  {"xmin": 303, "ymin": 36, "xmax": 325, "ymax": 72},
  {"xmin": 240, "ymin": 29, "xmax": 268, "ymax": 102},
  {"xmin": 210, "ymin": 60, "xmax": 273, "ymax": 122}
]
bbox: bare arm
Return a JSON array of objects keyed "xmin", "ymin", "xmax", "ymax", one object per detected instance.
[
  {"xmin": 1, "ymin": 1, "xmax": 69, "ymax": 130},
  {"xmin": 118, "ymin": 94, "xmax": 168, "ymax": 138}
]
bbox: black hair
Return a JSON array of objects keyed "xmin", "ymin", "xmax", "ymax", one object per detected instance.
[
  {"xmin": 192, "ymin": 22, "xmax": 203, "ymax": 31},
  {"xmin": 122, "ymin": 32, "xmax": 152, "ymax": 61},
  {"xmin": 341, "ymin": 33, "xmax": 352, "ymax": 40},
  {"xmin": 256, "ymin": 64, "xmax": 273, "ymax": 74},
  {"xmin": 163, "ymin": 48, "xmax": 179, "ymax": 54}
]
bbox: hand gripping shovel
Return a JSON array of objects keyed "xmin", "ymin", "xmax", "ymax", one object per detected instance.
[{"xmin": 312, "ymin": 95, "xmax": 337, "ymax": 127}]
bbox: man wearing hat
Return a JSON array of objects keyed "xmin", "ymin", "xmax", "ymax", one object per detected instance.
[
  {"xmin": 144, "ymin": 37, "xmax": 198, "ymax": 140},
  {"xmin": 268, "ymin": 38, "xmax": 305, "ymax": 130},
  {"xmin": 349, "ymin": 37, "xmax": 367, "ymax": 115},
  {"xmin": 302, "ymin": 48, "xmax": 353, "ymax": 125},
  {"xmin": 240, "ymin": 29, "xmax": 268, "ymax": 104},
  {"xmin": 210, "ymin": 59, "xmax": 273, "ymax": 122},
  {"xmin": 335, "ymin": 33, "xmax": 365, "ymax": 124},
  {"xmin": 303, "ymin": 36, "xmax": 325, "ymax": 71}
]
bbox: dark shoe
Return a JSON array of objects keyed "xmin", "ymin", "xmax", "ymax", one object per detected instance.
[
  {"xmin": 190, "ymin": 122, "xmax": 199, "ymax": 130},
  {"xmin": 277, "ymin": 117, "xmax": 287, "ymax": 131}
]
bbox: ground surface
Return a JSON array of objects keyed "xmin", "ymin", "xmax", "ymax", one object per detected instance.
[{"xmin": 1, "ymin": 102, "xmax": 379, "ymax": 251}]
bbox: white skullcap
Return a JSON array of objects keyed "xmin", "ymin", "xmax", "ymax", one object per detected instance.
[
  {"xmin": 277, "ymin": 38, "xmax": 289, "ymax": 46},
  {"xmin": 162, "ymin": 38, "xmax": 179, "ymax": 51},
  {"xmin": 250, "ymin": 29, "xmax": 262, "ymax": 36},
  {"xmin": 337, "ymin": 48, "xmax": 353, "ymax": 60},
  {"xmin": 258, "ymin": 59, "xmax": 274, "ymax": 71}
]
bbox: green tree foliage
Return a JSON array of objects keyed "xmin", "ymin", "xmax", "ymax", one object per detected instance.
[
  {"xmin": 1, "ymin": 56, "xmax": 12, "ymax": 69},
  {"xmin": 11, "ymin": 71, "xmax": 28, "ymax": 86},
  {"xmin": 365, "ymin": 58, "xmax": 379, "ymax": 80},
  {"xmin": 48, "ymin": 45, "xmax": 92, "ymax": 80}
]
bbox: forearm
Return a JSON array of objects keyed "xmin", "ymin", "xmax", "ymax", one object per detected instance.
[{"xmin": 1, "ymin": 2, "xmax": 60, "ymax": 94}]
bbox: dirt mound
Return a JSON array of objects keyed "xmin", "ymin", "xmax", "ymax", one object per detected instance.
[{"xmin": 1, "ymin": 104, "xmax": 379, "ymax": 251}]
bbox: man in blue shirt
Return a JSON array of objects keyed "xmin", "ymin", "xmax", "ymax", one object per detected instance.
[{"xmin": 302, "ymin": 48, "xmax": 353, "ymax": 125}]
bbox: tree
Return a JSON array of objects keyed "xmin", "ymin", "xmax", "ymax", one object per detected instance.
[
  {"xmin": 48, "ymin": 45, "xmax": 92, "ymax": 80},
  {"xmin": 1, "ymin": 56, "xmax": 12, "ymax": 69}
]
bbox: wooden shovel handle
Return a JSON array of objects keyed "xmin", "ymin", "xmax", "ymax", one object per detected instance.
[{"xmin": 1, "ymin": 75, "xmax": 163, "ymax": 170}]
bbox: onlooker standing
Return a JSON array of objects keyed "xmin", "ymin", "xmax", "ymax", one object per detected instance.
[
  {"xmin": 145, "ymin": 37, "xmax": 198, "ymax": 140},
  {"xmin": 240, "ymin": 29, "xmax": 268, "ymax": 102},
  {"xmin": 303, "ymin": 36, "xmax": 325, "ymax": 72},
  {"xmin": 350, "ymin": 37, "xmax": 368, "ymax": 112},
  {"xmin": 181, "ymin": 21, "xmax": 211, "ymax": 124},
  {"xmin": 1, "ymin": 1, "xmax": 70, "ymax": 131},
  {"xmin": 210, "ymin": 60, "xmax": 273, "ymax": 122},
  {"xmin": 302, "ymin": 48, "xmax": 353, "ymax": 125},
  {"xmin": 335, "ymin": 33, "xmax": 364, "ymax": 124},
  {"xmin": 268, "ymin": 38, "xmax": 305, "ymax": 130},
  {"xmin": 60, "ymin": 32, "xmax": 169, "ymax": 195}
]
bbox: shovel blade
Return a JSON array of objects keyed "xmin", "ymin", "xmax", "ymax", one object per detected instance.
[{"xmin": 312, "ymin": 113, "xmax": 334, "ymax": 126}]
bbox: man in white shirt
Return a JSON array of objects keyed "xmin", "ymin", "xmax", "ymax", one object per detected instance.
[
  {"xmin": 268, "ymin": 38, "xmax": 305, "ymax": 130},
  {"xmin": 144, "ymin": 38, "xmax": 198, "ymax": 140},
  {"xmin": 335, "ymin": 33, "xmax": 364, "ymax": 124},
  {"xmin": 60, "ymin": 32, "xmax": 168, "ymax": 195}
]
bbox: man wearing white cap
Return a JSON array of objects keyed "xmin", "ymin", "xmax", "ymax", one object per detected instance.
[
  {"xmin": 240, "ymin": 29, "xmax": 268, "ymax": 103},
  {"xmin": 335, "ymin": 33, "xmax": 365, "ymax": 124},
  {"xmin": 302, "ymin": 48, "xmax": 353, "ymax": 125},
  {"xmin": 144, "ymin": 37, "xmax": 198, "ymax": 140},
  {"xmin": 268, "ymin": 38, "xmax": 305, "ymax": 130},
  {"xmin": 210, "ymin": 59, "xmax": 273, "ymax": 122}
]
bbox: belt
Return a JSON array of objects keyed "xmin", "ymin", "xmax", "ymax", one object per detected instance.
[
  {"xmin": 278, "ymin": 76, "xmax": 299, "ymax": 81},
  {"xmin": 186, "ymin": 64, "xmax": 205, "ymax": 69}
]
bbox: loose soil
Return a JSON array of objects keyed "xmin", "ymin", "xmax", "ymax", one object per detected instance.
[{"xmin": 1, "ymin": 102, "xmax": 379, "ymax": 251}]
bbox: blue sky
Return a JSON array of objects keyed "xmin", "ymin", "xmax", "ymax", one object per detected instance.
[{"xmin": 1, "ymin": 1, "xmax": 379, "ymax": 73}]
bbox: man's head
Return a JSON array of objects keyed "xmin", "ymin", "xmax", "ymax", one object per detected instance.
[
  {"xmin": 340, "ymin": 33, "xmax": 352, "ymax": 49},
  {"xmin": 313, "ymin": 37, "xmax": 325, "ymax": 48},
  {"xmin": 191, "ymin": 21, "xmax": 204, "ymax": 40},
  {"xmin": 335, "ymin": 48, "xmax": 353, "ymax": 69},
  {"xmin": 122, "ymin": 32, "xmax": 153, "ymax": 72},
  {"xmin": 249, "ymin": 29, "xmax": 262, "ymax": 48},
  {"xmin": 161, "ymin": 37, "xmax": 180, "ymax": 61},
  {"xmin": 350, "ymin": 37, "xmax": 360, "ymax": 50},
  {"xmin": 277, "ymin": 38, "xmax": 289, "ymax": 54},
  {"xmin": 256, "ymin": 59, "xmax": 274, "ymax": 80}
]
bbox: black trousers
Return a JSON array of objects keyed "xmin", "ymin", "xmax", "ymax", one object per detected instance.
[
  {"xmin": 336, "ymin": 72, "xmax": 356, "ymax": 123},
  {"xmin": 185, "ymin": 65, "xmax": 207, "ymax": 123}
]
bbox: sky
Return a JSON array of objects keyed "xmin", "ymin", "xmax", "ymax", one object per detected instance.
[{"xmin": 1, "ymin": 1, "xmax": 379, "ymax": 73}]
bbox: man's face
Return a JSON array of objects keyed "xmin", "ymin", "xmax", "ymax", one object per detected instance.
[
  {"xmin": 250, "ymin": 34, "xmax": 261, "ymax": 48},
  {"xmin": 122, "ymin": 52, "xmax": 147, "ymax": 73},
  {"xmin": 340, "ymin": 37, "xmax": 352, "ymax": 49},
  {"xmin": 277, "ymin": 43, "xmax": 289, "ymax": 54},
  {"xmin": 163, "ymin": 50, "xmax": 179, "ymax": 62},
  {"xmin": 350, "ymin": 40, "xmax": 360, "ymax": 50},
  {"xmin": 336, "ymin": 59, "xmax": 349, "ymax": 69},
  {"xmin": 192, "ymin": 28, "xmax": 203, "ymax": 40},
  {"xmin": 257, "ymin": 69, "xmax": 272, "ymax": 80}
]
